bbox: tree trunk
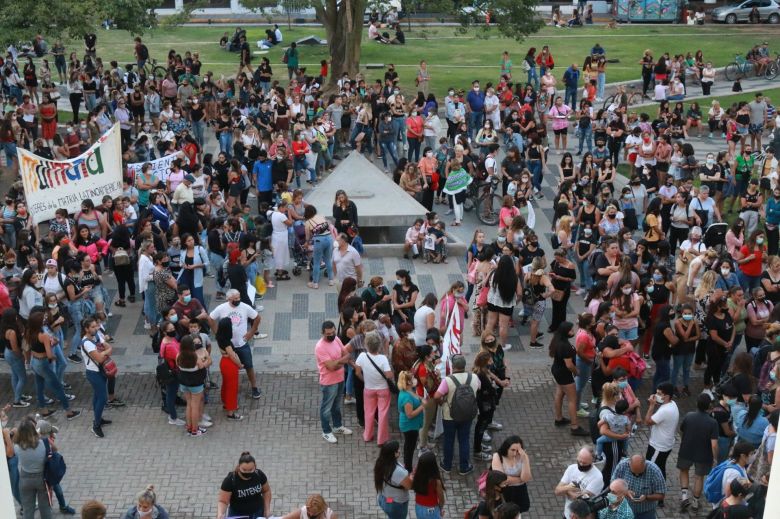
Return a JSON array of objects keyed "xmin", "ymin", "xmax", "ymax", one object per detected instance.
[{"xmin": 315, "ymin": 0, "xmax": 366, "ymax": 88}]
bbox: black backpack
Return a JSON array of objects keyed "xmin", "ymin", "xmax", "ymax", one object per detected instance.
[{"xmin": 449, "ymin": 373, "xmax": 478, "ymax": 423}]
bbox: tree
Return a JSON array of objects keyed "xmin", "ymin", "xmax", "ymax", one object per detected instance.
[{"xmin": 444, "ymin": 0, "xmax": 544, "ymax": 41}]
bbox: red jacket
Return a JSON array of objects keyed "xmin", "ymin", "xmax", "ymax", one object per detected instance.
[
  {"xmin": 536, "ymin": 53, "xmax": 555, "ymax": 69},
  {"xmin": 292, "ymin": 140, "xmax": 309, "ymax": 158},
  {"xmin": 0, "ymin": 281, "xmax": 11, "ymax": 313}
]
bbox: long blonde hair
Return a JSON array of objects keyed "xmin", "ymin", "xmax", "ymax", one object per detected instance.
[{"xmin": 695, "ymin": 270, "xmax": 717, "ymax": 300}]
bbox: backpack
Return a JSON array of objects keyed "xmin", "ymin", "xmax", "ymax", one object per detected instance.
[
  {"xmin": 448, "ymin": 373, "xmax": 478, "ymax": 423},
  {"xmin": 704, "ymin": 460, "xmax": 746, "ymax": 504},
  {"xmin": 625, "ymin": 351, "xmax": 647, "ymax": 379},
  {"xmin": 282, "ymin": 49, "xmax": 289, "ymax": 64},
  {"xmin": 42, "ymin": 437, "xmax": 67, "ymax": 486},
  {"xmin": 550, "ymin": 232, "xmax": 561, "ymax": 249},
  {"xmin": 589, "ymin": 405, "xmax": 612, "ymax": 443},
  {"xmin": 587, "ymin": 248, "xmax": 604, "ymax": 278}
]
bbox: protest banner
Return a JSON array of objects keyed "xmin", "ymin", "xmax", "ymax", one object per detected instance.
[
  {"xmin": 127, "ymin": 152, "xmax": 182, "ymax": 185},
  {"xmin": 18, "ymin": 123, "xmax": 123, "ymax": 225}
]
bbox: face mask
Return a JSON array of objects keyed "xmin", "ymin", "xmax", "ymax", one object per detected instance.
[
  {"xmin": 473, "ymin": 86, "xmax": 480, "ymax": 92},
  {"xmin": 393, "ymin": 90, "xmax": 400, "ymax": 95},
  {"xmin": 720, "ymin": 267, "xmax": 733, "ymax": 276},
  {"xmin": 618, "ymin": 380, "xmax": 628, "ymax": 389},
  {"xmin": 770, "ymin": 371, "xmax": 778, "ymax": 382},
  {"xmin": 162, "ymin": 261, "xmax": 170, "ymax": 268},
  {"xmin": 610, "ymin": 311, "xmax": 617, "ymax": 320},
  {"xmin": 169, "ymin": 314, "xmax": 179, "ymax": 324},
  {"xmin": 448, "ymin": 90, "xmax": 455, "ymax": 96},
  {"xmin": 653, "ymin": 274, "xmax": 663, "ymax": 282},
  {"xmin": 425, "ymin": 151, "xmax": 433, "ymax": 158},
  {"xmin": 411, "ymin": 112, "xmax": 417, "ymax": 117},
  {"xmin": 66, "ymin": 128, "xmax": 73, "ymax": 134},
  {"xmin": 80, "ymin": 124, "xmax": 87, "ymax": 129},
  {"xmin": 48, "ymin": 303, "xmax": 58, "ymax": 310},
  {"xmin": 725, "ymin": 398, "xmax": 737, "ymax": 407},
  {"xmin": 646, "ymin": 285, "xmax": 655, "ymax": 294},
  {"xmin": 607, "ymin": 493, "xmax": 619, "ymax": 505},
  {"xmin": 166, "ymin": 330, "xmax": 177, "ymax": 338},
  {"xmin": 521, "ymin": 178, "xmax": 529, "ymax": 183},
  {"xmin": 161, "ymin": 125, "xmax": 167, "ymax": 130},
  {"xmin": 584, "ymin": 229, "xmax": 593, "ymax": 237},
  {"xmin": 622, "ymin": 287, "xmax": 632, "ymax": 295},
  {"xmin": 230, "ymin": 300, "xmax": 241, "ymax": 307},
  {"xmin": 655, "ymin": 394, "xmax": 665, "ymax": 404},
  {"xmin": 138, "ymin": 511, "xmax": 152, "ymax": 518},
  {"xmin": 608, "ymin": 214, "xmax": 616, "ymax": 219},
  {"xmin": 757, "ymin": 237, "xmax": 765, "ymax": 245},
  {"xmin": 324, "ymin": 334, "xmax": 336, "ymax": 342},
  {"xmin": 706, "ymin": 158, "xmax": 715, "ymax": 166},
  {"xmin": 577, "ymin": 464, "xmax": 592, "ymax": 472},
  {"xmin": 183, "ymin": 295, "xmax": 192, "ymax": 304},
  {"xmin": 456, "ymin": 290, "xmax": 465, "ymax": 298}
]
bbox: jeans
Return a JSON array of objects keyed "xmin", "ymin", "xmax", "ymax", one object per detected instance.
[
  {"xmin": 577, "ymin": 258, "xmax": 593, "ymax": 290},
  {"xmin": 575, "ymin": 356, "xmax": 592, "ymax": 406},
  {"xmin": 672, "ymin": 353, "xmax": 694, "ymax": 388},
  {"xmin": 65, "ymin": 300, "xmax": 85, "ymax": 356},
  {"xmin": 441, "ymin": 419, "xmax": 472, "ymax": 472},
  {"xmin": 8, "ymin": 454, "xmax": 20, "ymax": 504},
  {"xmin": 392, "ymin": 117, "xmax": 407, "ymax": 148},
  {"xmin": 52, "ymin": 340, "xmax": 67, "ymax": 385},
  {"xmin": 565, "ymin": 87, "xmax": 577, "ymax": 110},
  {"xmin": 209, "ymin": 253, "xmax": 226, "ymax": 291},
  {"xmin": 320, "ymin": 381, "xmax": 344, "ymax": 434},
  {"xmin": 377, "ymin": 494, "xmax": 409, "ymax": 519},
  {"xmin": 577, "ymin": 126, "xmax": 593, "ymax": 154},
  {"xmin": 529, "ymin": 160, "xmax": 543, "ymax": 192},
  {"xmin": 219, "ymin": 132, "xmax": 233, "ymax": 157},
  {"xmin": 738, "ymin": 271, "xmax": 761, "ymax": 294},
  {"xmin": 85, "ymin": 93, "xmax": 97, "ymax": 112},
  {"xmin": 143, "ymin": 283, "xmax": 159, "ymax": 326},
  {"xmin": 415, "ymin": 504, "xmax": 442, "ymax": 519},
  {"xmin": 2, "ymin": 141, "xmax": 17, "ymax": 167},
  {"xmin": 634, "ymin": 509, "xmax": 657, "ymax": 519},
  {"xmin": 20, "ymin": 471, "xmax": 52, "ymax": 519},
  {"xmin": 652, "ymin": 357, "xmax": 671, "ymax": 392},
  {"xmin": 468, "ymin": 111, "xmax": 484, "ymax": 140},
  {"xmin": 6, "ymin": 350, "xmax": 27, "ymax": 403},
  {"xmin": 597, "ymin": 72, "xmax": 606, "ymax": 99},
  {"xmin": 191, "ymin": 120, "xmax": 206, "ymax": 148},
  {"xmin": 311, "ymin": 235, "xmax": 334, "ymax": 284},
  {"xmin": 407, "ymin": 137, "xmax": 421, "ymax": 162},
  {"xmin": 380, "ymin": 141, "xmax": 399, "ymax": 169},
  {"xmin": 30, "ymin": 357, "xmax": 70, "ymax": 410},
  {"xmin": 53, "ymin": 482, "xmax": 68, "ymax": 509},
  {"xmin": 165, "ymin": 379, "xmax": 179, "ymax": 420},
  {"xmin": 527, "ymin": 67, "xmax": 540, "ymax": 91},
  {"xmin": 86, "ymin": 369, "xmax": 108, "ymax": 428}
]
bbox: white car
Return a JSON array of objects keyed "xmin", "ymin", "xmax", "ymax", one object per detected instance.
[{"xmin": 711, "ymin": 0, "xmax": 780, "ymax": 24}]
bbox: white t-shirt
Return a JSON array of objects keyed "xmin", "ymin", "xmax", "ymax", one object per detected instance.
[
  {"xmin": 649, "ymin": 401, "xmax": 680, "ymax": 452},
  {"xmin": 654, "ymin": 84, "xmax": 667, "ymax": 101},
  {"xmin": 413, "ymin": 305, "xmax": 436, "ymax": 346},
  {"xmin": 722, "ymin": 466, "xmax": 746, "ymax": 497},
  {"xmin": 209, "ymin": 302, "xmax": 259, "ymax": 348},
  {"xmin": 689, "ymin": 197, "xmax": 716, "ymax": 225},
  {"xmin": 355, "ymin": 352, "xmax": 391, "ymax": 390},
  {"xmin": 559, "ymin": 463, "xmax": 603, "ymax": 519},
  {"xmin": 332, "ymin": 245, "xmax": 361, "ymax": 282},
  {"xmin": 81, "ymin": 337, "xmax": 101, "ymax": 372}
]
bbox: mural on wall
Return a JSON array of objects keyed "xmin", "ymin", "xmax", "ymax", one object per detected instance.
[{"xmin": 615, "ymin": 0, "xmax": 679, "ymax": 21}]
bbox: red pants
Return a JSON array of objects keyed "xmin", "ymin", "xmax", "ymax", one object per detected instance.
[{"xmin": 220, "ymin": 356, "xmax": 239, "ymax": 412}]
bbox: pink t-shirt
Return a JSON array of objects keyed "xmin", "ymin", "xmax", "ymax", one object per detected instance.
[
  {"xmin": 499, "ymin": 206, "xmax": 520, "ymax": 230},
  {"xmin": 315, "ymin": 337, "xmax": 347, "ymax": 386},
  {"xmin": 549, "ymin": 104, "xmax": 571, "ymax": 131},
  {"xmin": 575, "ymin": 329, "xmax": 596, "ymax": 362}
]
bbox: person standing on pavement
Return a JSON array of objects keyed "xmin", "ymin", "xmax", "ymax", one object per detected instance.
[
  {"xmin": 353, "ymin": 331, "xmax": 393, "ymax": 447},
  {"xmin": 14, "ymin": 418, "xmax": 53, "ymax": 519},
  {"xmin": 748, "ymin": 92, "xmax": 768, "ymax": 151},
  {"xmin": 81, "ymin": 317, "xmax": 112, "ymax": 438},
  {"xmin": 562, "ymin": 64, "xmax": 580, "ymax": 114},
  {"xmin": 554, "ymin": 447, "xmax": 603, "ymax": 519},
  {"xmin": 315, "ymin": 320, "xmax": 354, "ymax": 444},
  {"xmin": 217, "ymin": 451, "xmax": 272, "ymax": 519},
  {"xmin": 466, "ymin": 80, "xmax": 485, "ymax": 139},
  {"xmin": 433, "ymin": 354, "xmax": 479, "ymax": 476},
  {"xmin": 209, "ymin": 289, "xmax": 263, "ymax": 400},
  {"xmin": 121, "ymin": 486, "xmax": 169, "ymax": 519},
  {"xmin": 677, "ymin": 393, "xmax": 719, "ymax": 514},
  {"xmin": 611, "ymin": 455, "xmax": 666, "ymax": 519},
  {"xmin": 644, "ymin": 382, "xmax": 679, "ymax": 499},
  {"xmin": 374, "ymin": 440, "xmax": 412, "ymax": 519},
  {"xmin": 332, "ymin": 232, "xmax": 363, "ymax": 289}
]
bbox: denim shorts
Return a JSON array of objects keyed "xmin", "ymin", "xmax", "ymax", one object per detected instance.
[
  {"xmin": 618, "ymin": 327, "xmax": 639, "ymax": 341},
  {"xmin": 234, "ymin": 344, "xmax": 253, "ymax": 370},
  {"xmin": 180, "ymin": 384, "xmax": 204, "ymax": 394}
]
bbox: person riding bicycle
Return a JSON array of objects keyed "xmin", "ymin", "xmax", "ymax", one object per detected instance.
[{"xmin": 134, "ymin": 37, "xmax": 150, "ymax": 71}]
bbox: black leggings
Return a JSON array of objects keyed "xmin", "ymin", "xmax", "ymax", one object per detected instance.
[
  {"xmin": 704, "ymin": 342, "xmax": 726, "ymax": 386},
  {"xmin": 767, "ymin": 224, "xmax": 779, "ymax": 256},
  {"xmin": 473, "ymin": 407, "xmax": 495, "ymax": 453},
  {"xmin": 354, "ymin": 375, "xmax": 365, "ymax": 427},
  {"xmin": 402, "ymin": 430, "xmax": 419, "ymax": 471},
  {"xmin": 69, "ymin": 93, "xmax": 83, "ymax": 124},
  {"xmin": 642, "ymin": 71, "xmax": 653, "ymax": 97},
  {"xmin": 114, "ymin": 264, "xmax": 136, "ymax": 300},
  {"xmin": 551, "ymin": 289, "xmax": 570, "ymax": 331},
  {"xmin": 646, "ymin": 445, "xmax": 671, "ymax": 479},
  {"xmin": 668, "ymin": 226, "xmax": 690, "ymax": 254},
  {"xmin": 695, "ymin": 338, "xmax": 709, "ymax": 366}
]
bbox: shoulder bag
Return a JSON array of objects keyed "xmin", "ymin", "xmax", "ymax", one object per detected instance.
[{"xmin": 365, "ymin": 353, "xmax": 399, "ymax": 395}]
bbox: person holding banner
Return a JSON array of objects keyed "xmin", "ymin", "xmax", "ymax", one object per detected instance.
[{"xmin": 135, "ymin": 163, "xmax": 158, "ymax": 211}]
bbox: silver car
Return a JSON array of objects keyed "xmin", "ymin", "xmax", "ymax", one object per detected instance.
[{"xmin": 712, "ymin": 0, "xmax": 780, "ymax": 24}]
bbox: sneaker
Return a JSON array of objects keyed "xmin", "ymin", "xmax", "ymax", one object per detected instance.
[
  {"xmin": 66, "ymin": 410, "xmax": 81, "ymax": 420},
  {"xmin": 107, "ymin": 312, "xmax": 113, "ymax": 318},
  {"xmin": 418, "ymin": 446, "xmax": 431, "ymax": 454},
  {"xmin": 459, "ymin": 465, "xmax": 475, "ymax": 476},
  {"xmin": 333, "ymin": 426, "xmax": 353, "ymax": 435},
  {"xmin": 576, "ymin": 288, "xmax": 586, "ymax": 296},
  {"xmin": 12, "ymin": 401, "xmax": 30, "ymax": 408},
  {"xmin": 529, "ymin": 341, "xmax": 544, "ymax": 348},
  {"xmin": 554, "ymin": 418, "xmax": 571, "ymax": 427},
  {"xmin": 203, "ymin": 413, "xmax": 212, "ymax": 421},
  {"xmin": 322, "ymin": 432, "xmax": 338, "ymax": 443},
  {"xmin": 91, "ymin": 425, "xmax": 104, "ymax": 438},
  {"xmin": 481, "ymin": 444, "xmax": 492, "ymax": 453},
  {"xmin": 254, "ymin": 305, "xmax": 265, "ymax": 312},
  {"xmin": 252, "ymin": 388, "xmax": 262, "ymax": 399},
  {"xmin": 143, "ymin": 321, "xmax": 151, "ymax": 330},
  {"xmin": 60, "ymin": 505, "xmax": 76, "ymax": 515},
  {"xmin": 43, "ymin": 397, "xmax": 55, "ymax": 406},
  {"xmin": 680, "ymin": 498, "xmax": 690, "ymax": 511},
  {"xmin": 62, "ymin": 383, "xmax": 72, "ymax": 390},
  {"xmin": 473, "ymin": 452, "xmax": 492, "ymax": 461},
  {"xmin": 168, "ymin": 417, "xmax": 185, "ymax": 426},
  {"xmin": 208, "ymin": 381, "xmax": 219, "ymax": 389},
  {"xmin": 99, "ymin": 418, "xmax": 112, "ymax": 425},
  {"xmin": 226, "ymin": 413, "xmax": 244, "ymax": 421},
  {"xmin": 189, "ymin": 428, "xmax": 206, "ymax": 437},
  {"xmin": 68, "ymin": 354, "xmax": 82, "ymax": 363},
  {"xmin": 438, "ymin": 462, "xmax": 451, "ymax": 474},
  {"xmin": 21, "ymin": 394, "xmax": 32, "ymax": 402},
  {"xmin": 579, "ymin": 402, "xmax": 589, "ymax": 409},
  {"xmin": 691, "ymin": 497, "xmax": 700, "ymax": 512},
  {"xmin": 594, "ymin": 453, "xmax": 606, "ymax": 464},
  {"xmin": 343, "ymin": 396, "xmax": 356, "ymax": 405},
  {"xmin": 444, "ymin": 209, "xmax": 453, "ymax": 215},
  {"xmin": 576, "ymin": 408, "xmax": 590, "ymax": 417},
  {"xmin": 198, "ymin": 418, "xmax": 214, "ymax": 428},
  {"xmin": 570, "ymin": 426, "xmax": 590, "ymax": 437},
  {"xmin": 39, "ymin": 409, "xmax": 57, "ymax": 418},
  {"xmin": 591, "ymin": 397, "xmax": 599, "ymax": 405},
  {"xmin": 107, "ymin": 398, "xmax": 125, "ymax": 407},
  {"xmin": 503, "ymin": 344, "xmax": 512, "ymax": 351},
  {"xmin": 254, "ymin": 332, "xmax": 268, "ymax": 339},
  {"xmin": 482, "ymin": 431, "xmax": 492, "ymax": 442},
  {"xmin": 65, "ymin": 394, "xmax": 76, "ymax": 401},
  {"xmin": 487, "ymin": 422, "xmax": 503, "ymax": 431}
]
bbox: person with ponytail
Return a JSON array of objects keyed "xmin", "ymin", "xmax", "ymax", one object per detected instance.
[
  {"xmin": 121, "ymin": 485, "xmax": 169, "ymax": 519},
  {"xmin": 217, "ymin": 451, "xmax": 272, "ymax": 519}
]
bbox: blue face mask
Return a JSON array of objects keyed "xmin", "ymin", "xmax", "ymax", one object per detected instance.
[
  {"xmin": 607, "ymin": 493, "xmax": 619, "ymax": 505},
  {"xmin": 653, "ymin": 274, "xmax": 663, "ymax": 282},
  {"xmin": 683, "ymin": 314, "xmax": 693, "ymax": 321},
  {"xmin": 618, "ymin": 380, "xmax": 628, "ymax": 389},
  {"xmin": 170, "ymin": 314, "xmax": 178, "ymax": 324},
  {"xmin": 183, "ymin": 295, "xmax": 192, "ymax": 304},
  {"xmin": 725, "ymin": 398, "xmax": 737, "ymax": 407},
  {"xmin": 770, "ymin": 371, "xmax": 777, "ymax": 382}
]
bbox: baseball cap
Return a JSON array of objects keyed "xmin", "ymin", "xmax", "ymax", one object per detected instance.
[
  {"xmin": 184, "ymin": 174, "xmax": 196, "ymax": 183},
  {"xmin": 45, "ymin": 259, "xmax": 57, "ymax": 268}
]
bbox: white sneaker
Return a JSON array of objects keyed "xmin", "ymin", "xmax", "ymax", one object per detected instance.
[
  {"xmin": 202, "ymin": 413, "xmax": 212, "ymax": 421},
  {"xmin": 144, "ymin": 321, "xmax": 151, "ymax": 330},
  {"xmin": 503, "ymin": 344, "xmax": 512, "ymax": 351},
  {"xmin": 333, "ymin": 426, "xmax": 353, "ymax": 435},
  {"xmin": 254, "ymin": 332, "xmax": 268, "ymax": 339},
  {"xmin": 198, "ymin": 419, "xmax": 214, "ymax": 428},
  {"xmin": 322, "ymin": 432, "xmax": 338, "ymax": 443},
  {"xmin": 343, "ymin": 396, "xmax": 356, "ymax": 405},
  {"xmin": 255, "ymin": 304, "xmax": 265, "ymax": 312},
  {"xmin": 168, "ymin": 418, "xmax": 186, "ymax": 426}
]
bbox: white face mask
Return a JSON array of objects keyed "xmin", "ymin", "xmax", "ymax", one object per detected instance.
[
  {"xmin": 655, "ymin": 394, "xmax": 665, "ymax": 404},
  {"xmin": 425, "ymin": 151, "xmax": 433, "ymax": 158},
  {"xmin": 622, "ymin": 287, "xmax": 632, "ymax": 295}
]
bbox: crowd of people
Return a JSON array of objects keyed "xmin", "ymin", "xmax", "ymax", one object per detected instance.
[{"xmin": 0, "ymin": 22, "xmax": 779, "ymax": 519}]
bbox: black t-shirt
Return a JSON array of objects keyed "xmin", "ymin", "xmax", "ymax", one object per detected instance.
[
  {"xmin": 732, "ymin": 372, "xmax": 753, "ymax": 402},
  {"xmin": 363, "ymin": 285, "xmax": 392, "ymax": 318},
  {"xmin": 679, "ymin": 410, "xmax": 719, "ymax": 464},
  {"xmin": 271, "ymin": 159, "xmax": 290, "ymax": 185},
  {"xmin": 706, "ymin": 313, "xmax": 734, "ymax": 348},
  {"xmin": 608, "ymin": 120, "xmax": 626, "ymax": 141},
  {"xmin": 552, "ymin": 340, "xmax": 575, "ymax": 373},
  {"xmin": 518, "ymin": 245, "xmax": 544, "ymax": 267},
  {"xmin": 652, "ymin": 320, "xmax": 672, "ymax": 360},
  {"xmin": 593, "ymin": 253, "xmax": 616, "ymax": 282},
  {"xmin": 190, "ymin": 106, "xmax": 204, "ymax": 122},
  {"xmin": 711, "ymin": 404, "xmax": 732, "ymax": 438},
  {"xmin": 393, "ymin": 283, "xmax": 419, "ymax": 319},
  {"xmin": 220, "ymin": 469, "xmax": 268, "ymax": 516}
]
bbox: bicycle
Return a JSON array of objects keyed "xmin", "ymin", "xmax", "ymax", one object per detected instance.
[
  {"xmin": 129, "ymin": 58, "xmax": 168, "ymax": 81},
  {"xmin": 724, "ymin": 55, "xmax": 756, "ymax": 81},
  {"xmin": 464, "ymin": 177, "xmax": 503, "ymax": 225},
  {"xmin": 764, "ymin": 53, "xmax": 780, "ymax": 80},
  {"xmin": 601, "ymin": 85, "xmax": 642, "ymax": 111}
]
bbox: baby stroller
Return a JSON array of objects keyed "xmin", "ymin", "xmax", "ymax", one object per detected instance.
[
  {"xmin": 290, "ymin": 223, "xmax": 310, "ymax": 276},
  {"xmin": 703, "ymin": 222, "xmax": 728, "ymax": 253}
]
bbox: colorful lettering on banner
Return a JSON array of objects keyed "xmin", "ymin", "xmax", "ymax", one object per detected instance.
[{"xmin": 18, "ymin": 124, "xmax": 124, "ymax": 225}]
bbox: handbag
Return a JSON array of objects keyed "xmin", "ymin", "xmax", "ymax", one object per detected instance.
[
  {"xmin": 82, "ymin": 340, "xmax": 118, "ymax": 378},
  {"xmin": 476, "ymin": 272, "xmax": 493, "ymax": 308},
  {"xmin": 42, "ymin": 438, "xmax": 66, "ymax": 486},
  {"xmin": 365, "ymin": 354, "xmax": 399, "ymax": 395},
  {"xmin": 113, "ymin": 247, "xmax": 130, "ymax": 266}
]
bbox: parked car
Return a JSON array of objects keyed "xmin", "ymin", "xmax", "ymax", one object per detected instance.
[{"xmin": 711, "ymin": 0, "xmax": 780, "ymax": 24}]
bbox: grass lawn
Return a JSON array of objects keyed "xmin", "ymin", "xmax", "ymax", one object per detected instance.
[{"xmin": 53, "ymin": 24, "xmax": 780, "ymax": 93}]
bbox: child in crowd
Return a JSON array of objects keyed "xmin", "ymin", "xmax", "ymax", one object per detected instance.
[
  {"xmin": 403, "ymin": 218, "xmax": 424, "ymax": 260},
  {"xmin": 595, "ymin": 398, "xmax": 631, "ymax": 462},
  {"xmin": 167, "ymin": 237, "xmax": 182, "ymax": 279}
]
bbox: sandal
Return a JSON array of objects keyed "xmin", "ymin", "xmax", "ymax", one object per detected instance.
[
  {"xmin": 114, "ymin": 300, "xmax": 126, "ymax": 307},
  {"xmin": 277, "ymin": 273, "xmax": 291, "ymax": 280}
]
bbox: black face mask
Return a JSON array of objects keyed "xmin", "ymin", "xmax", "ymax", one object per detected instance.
[
  {"xmin": 577, "ymin": 464, "xmax": 592, "ymax": 472},
  {"xmin": 230, "ymin": 300, "xmax": 241, "ymax": 307},
  {"xmin": 324, "ymin": 334, "xmax": 336, "ymax": 342},
  {"xmin": 166, "ymin": 330, "xmax": 177, "ymax": 338},
  {"xmin": 162, "ymin": 261, "xmax": 170, "ymax": 268}
]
